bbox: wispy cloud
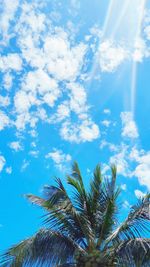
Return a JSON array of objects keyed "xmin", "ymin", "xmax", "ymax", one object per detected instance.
[{"xmin": 46, "ymin": 149, "xmax": 72, "ymax": 171}]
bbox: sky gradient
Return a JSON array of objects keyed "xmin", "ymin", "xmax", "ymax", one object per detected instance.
[{"xmin": 0, "ymin": 0, "xmax": 150, "ymax": 252}]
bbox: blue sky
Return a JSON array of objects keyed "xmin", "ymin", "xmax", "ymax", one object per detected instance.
[{"xmin": 0, "ymin": 0, "xmax": 150, "ymax": 252}]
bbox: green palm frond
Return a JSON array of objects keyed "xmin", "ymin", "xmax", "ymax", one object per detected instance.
[
  {"xmin": 116, "ymin": 238, "xmax": 150, "ymax": 267},
  {"xmin": 107, "ymin": 193, "xmax": 150, "ymax": 244},
  {"xmin": 67, "ymin": 162, "xmax": 88, "ymax": 214},
  {"xmin": 1, "ymin": 229, "xmax": 82, "ymax": 267},
  {"xmin": 96, "ymin": 165, "xmax": 119, "ymax": 248},
  {"xmin": 1, "ymin": 162, "xmax": 150, "ymax": 267},
  {"xmin": 26, "ymin": 178, "xmax": 90, "ymax": 247},
  {"xmin": 67, "ymin": 163, "xmax": 95, "ymax": 246},
  {"xmin": 89, "ymin": 164, "xmax": 102, "ymax": 213}
]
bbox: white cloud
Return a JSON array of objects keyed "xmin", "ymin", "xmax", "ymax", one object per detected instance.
[
  {"xmin": 0, "ymin": 2, "xmax": 100, "ymax": 145},
  {"xmin": 29, "ymin": 150, "xmax": 39, "ymax": 158},
  {"xmin": 15, "ymin": 113, "xmax": 33, "ymax": 131},
  {"xmin": 132, "ymin": 37, "xmax": 147, "ymax": 62},
  {"xmin": 0, "ymin": 110, "xmax": 10, "ymax": 131},
  {"xmin": 0, "ymin": 155, "xmax": 6, "ymax": 172},
  {"xmin": 109, "ymin": 144, "xmax": 150, "ymax": 190},
  {"xmin": 109, "ymin": 144, "xmax": 131, "ymax": 177},
  {"xmin": 101, "ymin": 120, "xmax": 111, "ymax": 127},
  {"xmin": 70, "ymin": 0, "xmax": 80, "ymax": 11},
  {"xmin": 121, "ymin": 112, "xmax": 139, "ymax": 139},
  {"xmin": 99, "ymin": 40, "xmax": 128, "ymax": 72},
  {"xmin": 133, "ymin": 152, "xmax": 150, "ymax": 190},
  {"xmin": 44, "ymin": 36, "xmax": 87, "ymax": 81},
  {"xmin": 53, "ymin": 102, "xmax": 70, "ymax": 122},
  {"xmin": 129, "ymin": 147, "xmax": 150, "ymax": 187},
  {"xmin": 22, "ymin": 69, "xmax": 60, "ymax": 106},
  {"xmin": 0, "ymin": 54, "xmax": 22, "ymax": 72},
  {"xmin": 110, "ymin": 152, "xmax": 129, "ymax": 177},
  {"xmin": 123, "ymin": 200, "xmax": 130, "ymax": 209},
  {"xmin": 60, "ymin": 119, "xmax": 100, "ymax": 143},
  {"xmin": 103, "ymin": 109, "xmax": 111, "ymax": 115},
  {"xmin": 100, "ymin": 140, "xmax": 118, "ymax": 152},
  {"xmin": 121, "ymin": 146, "xmax": 150, "ymax": 190},
  {"xmin": 121, "ymin": 184, "xmax": 127, "ymax": 191},
  {"xmin": 135, "ymin": 189, "xmax": 146, "ymax": 199},
  {"xmin": 68, "ymin": 83, "xmax": 87, "ymax": 114},
  {"xmin": 14, "ymin": 91, "xmax": 32, "ymax": 114},
  {"xmin": 9, "ymin": 141, "xmax": 23, "ymax": 152},
  {"xmin": 129, "ymin": 147, "xmax": 141, "ymax": 161},
  {"xmin": 0, "ymin": 0, "xmax": 19, "ymax": 44},
  {"xmin": 0, "ymin": 95, "xmax": 10, "ymax": 107},
  {"xmin": 101, "ymin": 163, "xmax": 110, "ymax": 175},
  {"xmin": 46, "ymin": 149, "xmax": 72, "ymax": 170},
  {"xmin": 144, "ymin": 25, "xmax": 150, "ymax": 40},
  {"xmin": 143, "ymin": 10, "xmax": 150, "ymax": 41},
  {"xmin": 21, "ymin": 159, "xmax": 29, "ymax": 172},
  {"xmin": 3, "ymin": 72, "xmax": 13, "ymax": 90},
  {"xmin": 6, "ymin": 166, "xmax": 12, "ymax": 174}
]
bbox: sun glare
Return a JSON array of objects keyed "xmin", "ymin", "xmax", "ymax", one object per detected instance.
[{"xmin": 90, "ymin": 0, "xmax": 147, "ymax": 115}]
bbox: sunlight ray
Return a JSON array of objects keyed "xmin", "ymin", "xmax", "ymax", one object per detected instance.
[
  {"xmin": 110, "ymin": 0, "xmax": 130, "ymax": 38},
  {"xmin": 88, "ymin": 0, "xmax": 115, "ymax": 83},
  {"xmin": 130, "ymin": 0, "xmax": 146, "ymax": 115},
  {"xmin": 102, "ymin": 0, "xmax": 115, "ymax": 37},
  {"xmin": 130, "ymin": 62, "xmax": 137, "ymax": 116}
]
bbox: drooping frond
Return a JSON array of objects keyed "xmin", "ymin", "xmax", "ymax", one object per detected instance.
[
  {"xmin": 1, "ymin": 229, "xmax": 82, "ymax": 267},
  {"xmin": 1, "ymin": 162, "xmax": 150, "ymax": 267},
  {"xmin": 107, "ymin": 193, "xmax": 150, "ymax": 244},
  {"xmin": 26, "ymin": 178, "xmax": 89, "ymax": 247},
  {"xmin": 116, "ymin": 238, "xmax": 150, "ymax": 267},
  {"xmin": 26, "ymin": 178, "xmax": 69, "ymax": 209}
]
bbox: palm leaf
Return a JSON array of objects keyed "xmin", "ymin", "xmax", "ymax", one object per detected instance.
[
  {"xmin": 26, "ymin": 179, "xmax": 89, "ymax": 247},
  {"xmin": 96, "ymin": 165, "xmax": 119, "ymax": 248},
  {"xmin": 107, "ymin": 193, "xmax": 150, "ymax": 244},
  {"xmin": 1, "ymin": 229, "xmax": 82, "ymax": 267},
  {"xmin": 116, "ymin": 238, "xmax": 150, "ymax": 267}
]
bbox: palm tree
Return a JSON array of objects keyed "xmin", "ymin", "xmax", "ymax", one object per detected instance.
[{"xmin": 1, "ymin": 162, "xmax": 150, "ymax": 267}]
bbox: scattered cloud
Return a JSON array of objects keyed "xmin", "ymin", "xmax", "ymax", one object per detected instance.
[
  {"xmin": 21, "ymin": 159, "xmax": 29, "ymax": 172},
  {"xmin": 105, "ymin": 143, "xmax": 150, "ymax": 190},
  {"xmin": 46, "ymin": 149, "xmax": 72, "ymax": 170},
  {"xmin": 60, "ymin": 119, "xmax": 100, "ymax": 143},
  {"xmin": 0, "ymin": 0, "xmax": 19, "ymax": 44},
  {"xmin": 0, "ymin": 96, "xmax": 10, "ymax": 107},
  {"xmin": 100, "ymin": 140, "xmax": 118, "ymax": 152},
  {"xmin": 134, "ymin": 189, "xmax": 146, "ymax": 199},
  {"xmin": 103, "ymin": 109, "xmax": 111, "ymax": 115},
  {"xmin": 0, "ymin": 110, "xmax": 10, "ymax": 131},
  {"xmin": 0, "ymin": 155, "xmax": 6, "ymax": 172},
  {"xmin": 0, "ymin": 54, "xmax": 22, "ymax": 72},
  {"xmin": 101, "ymin": 120, "xmax": 111, "ymax": 127},
  {"xmin": 121, "ymin": 184, "xmax": 127, "ymax": 191},
  {"xmin": 0, "ymin": 1, "xmax": 100, "ymax": 145},
  {"xmin": 121, "ymin": 112, "xmax": 139, "ymax": 139},
  {"xmin": 123, "ymin": 200, "xmax": 130, "ymax": 209},
  {"xmin": 99, "ymin": 40, "xmax": 128, "ymax": 72},
  {"xmin": 133, "ymin": 152, "xmax": 150, "ymax": 190},
  {"xmin": 29, "ymin": 150, "xmax": 39, "ymax": 158},
  {"xmin": 110, "ymin": 144, "xmax": 129, "ymax": 176},
  {"xmin": 5, "ymin": 166, "xmax": 12, "ymax": 174},
  {"xmin": 132, "ymin": 37, "xmax": 148, "ymax": 62},
  {"xmin": 3, "ymin": 72, "xmax": 13, "ymax": 90},
  {"xmin": 9, "ymin": 141, "xmax": 23, "ymax": 152}
]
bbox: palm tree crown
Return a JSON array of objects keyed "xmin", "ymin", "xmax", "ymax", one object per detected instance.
[{"xmin": 1, "ymin": 162, "xmax": 150, "ymax": 266}]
